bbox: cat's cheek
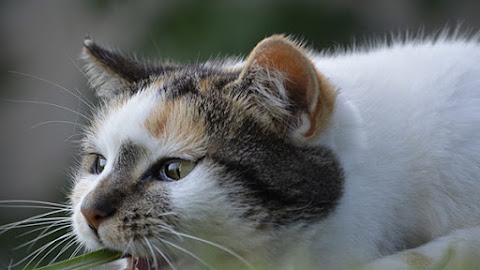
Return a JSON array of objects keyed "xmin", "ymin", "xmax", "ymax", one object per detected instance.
[
  {"xmin": 168, "ymin": 166, "xmax": 226, "ymax": 217},
  {"xmin": 167, "ymin": 166, "xmax": 260, "ymax": 244}
]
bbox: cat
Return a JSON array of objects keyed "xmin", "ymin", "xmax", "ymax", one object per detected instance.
[{"xmin": 69, "ymin": 31, "xmax": 480, "ymax": 269}]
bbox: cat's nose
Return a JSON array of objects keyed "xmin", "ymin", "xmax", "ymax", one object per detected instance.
[{"xmin": 81, "ymin": 205, "xmax": 115, "ymax": 231}]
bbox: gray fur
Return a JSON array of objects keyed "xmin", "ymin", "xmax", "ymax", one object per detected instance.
[{"xmin": 198, "ymin": 91, "xmax": 344, "ymax": 226}]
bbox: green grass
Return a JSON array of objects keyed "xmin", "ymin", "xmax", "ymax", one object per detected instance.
[
  {"xmin": 34, "ymin": 249, "xmax": 122, "ymax": 270},
  {"xmin": 22, "ymin": 243, "xmax": 480, "ymax": 270}
]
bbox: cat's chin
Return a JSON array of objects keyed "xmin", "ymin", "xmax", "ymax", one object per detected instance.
[{"xmin": 124, "ymin": 256, "xmax": 167, "ymax": 270}]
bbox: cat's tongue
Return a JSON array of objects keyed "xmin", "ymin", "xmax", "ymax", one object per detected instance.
[{"xmin": 125, "ymin": 256, "xmax": 166, "ymax": 270}]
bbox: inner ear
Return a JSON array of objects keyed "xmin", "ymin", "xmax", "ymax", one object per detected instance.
[
  {"xmin": 82, "ymin": 38, "xmax": 168, "ymax": 98},
  {"xmin": 239, "ymin": 35, "xmax": 336, "ymax": 139}
]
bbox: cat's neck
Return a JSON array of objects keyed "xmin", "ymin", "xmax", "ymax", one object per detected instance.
[{"xmin": 306, "ymin": 92, "xmax": 365, "ymax": 160}]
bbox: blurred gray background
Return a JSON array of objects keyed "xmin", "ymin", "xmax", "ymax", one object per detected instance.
[{"xmin": 1, "ymin": 0, "xmax": 479, "ymax": 267}]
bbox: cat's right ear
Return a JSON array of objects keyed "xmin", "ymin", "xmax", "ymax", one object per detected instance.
[
  {"xmin": 82, "ymin": 38, "xmax": 159, "ymax": 98},
  {"xmin": 237, "ymin": 35, "xmax": 336, "ymax": 140}
]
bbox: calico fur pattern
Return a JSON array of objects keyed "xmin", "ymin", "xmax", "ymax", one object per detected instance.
[{"xmin": 71, "ymin": 32, "xmax": 480, "ymax": 269}]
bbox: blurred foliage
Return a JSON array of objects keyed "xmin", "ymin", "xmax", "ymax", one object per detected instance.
[
  {"xmin": 138, "ymin": 0, "xmax": 360, "ymax": 62},
  {"xmin": 87, "ymin": 0, "xmax": 130, "ymax": 13}
]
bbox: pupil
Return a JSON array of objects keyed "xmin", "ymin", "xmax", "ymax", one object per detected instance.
[{"xmin": 167, "ymin": 162, "xmax": 181, "ymax": 179}]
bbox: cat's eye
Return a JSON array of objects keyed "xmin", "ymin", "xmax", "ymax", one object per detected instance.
[
  {"xmin": 160, "ymin": 159, "xmax": 196, "ymax": 181},
  {"xmin": 91, "ymin": 155, "xmax": 107, "ymax": 175}
]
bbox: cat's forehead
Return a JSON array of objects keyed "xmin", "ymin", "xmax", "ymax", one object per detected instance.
[
  {"xmin": 85, "ymin": 62, "xmax": 282, "ymax": 161},
  {"xmin": 90, "ymin": 81, "xmax": 208, "ymax": 160},
  {"xmin": 159, "ymin": 65, "xmax": 240, "ymax": 94}
]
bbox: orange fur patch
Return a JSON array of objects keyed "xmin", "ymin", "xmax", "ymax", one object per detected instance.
[
  {"xmin": 144, "ymin": 104, "xmax": 169, "ymax": 138},
  {"xmin": 303, "ymin": 73, "xmax": 336, "ymax": 138},
  {"xmin": 144, "ymin": 99, "xmax": 206, "ymax": 155},
  {"xmin": 198, "ymin": 79, "xmax": 212, "ymax": 92}
]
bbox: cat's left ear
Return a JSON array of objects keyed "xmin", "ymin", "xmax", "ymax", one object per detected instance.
[
  {"xmin": 239, "ymin": 35, "xmax": 336, "ymax": 140},
  {"xmin": 82, "ymin": 38, "xmax": 160, "ymax": 98}
]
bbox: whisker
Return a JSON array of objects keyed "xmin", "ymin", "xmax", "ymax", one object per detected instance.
[
  {"xmin": 124, "ymin": 237, "xmax": 134, "ymax": 256},
  {"xmin": 5, "ymin": 216, "xmax": 69, "ymax": 227},
  {"xmin": 71, "ymin": 88, "xmax": 82, "ymax": 139},
  {"xmin": 68, "ymin": 58, "xmax": 95, "ymax": 103},
  {"xmin": 170, "ymin": 232, "xmax": 254, "ymax": 270},
  {"xmin": 160, "ymin": 238, "xmax": 216, "ymax": 270},
  {"xmin": 22, "ymin": 220, "xmax": 71, "ymax": 252},
  {"xmin": 12, "ymin": 232, "xmax": 72, "ymax": 269},
  {"xmin": 0, "ymin": 99, "xmax": 92, "ymax": 122},
  {"xmin": 22, "ymin": 234, "xmax": 74, "ymax": 270},
  {"xmin": 1, "ymin": 210, "xmax": 70, "ymax": 235},
  {"xmin": 68, "ymin": 60, "xmax": 97, "ymax": 109},
  {"xmin": 152, "ymin": 244, "xmax": 177, "ymax": 270},
  {"xmin": 156, "ymin": 224, "xmax": 183, "ymax": 241},
  {"xmin": 49, "ymin": 237, "xmax": 78, "ymax": 264},
  {"xmin": 31, "ymin": 120, "xmax": 88, "ymax": 130},
  {"xmin": 64, "ymin": 133, "xmax": 84, "ymax": 143},
  {"xmin": 16, "ymin": 220, "xmax": 70, "ymax": 238},
  {"xmin": 146, "ymin": 207, "xmax": 155, "ymax": 216},
  {"xmin": 146, "ymin": 254, "xmax": 151, "ymax": 270},
  {"xmin": 145, "ymin": 211, "xmax": 177, "ymax": 219},
  {"xmin": 32, "ymin": 232, "xmax": 75, "ymax": 269},
  {"xmin": 67, "ymin": 59, "xmax": 97, "ymax": 148},
  {"xmin": 3, "ymin": 222, "xmax": 58, "ymax": 237},
  {"xmin": 15, "ymin": 223, "xmax": 71, "ymax": 250},
  {"xmin": 0, "ymin": 208, "xmax": 69, "ymax": 225},
  {"xmin": 9, "ymin": 70, "xmax": 96, "ymax": 112},
  {"xmin": 19, "ymin": 227, "xmax": 55, "ymax": 243},
  {"xmin": 0, "ymin": 200, "xmax": 71, "ymax": 209},
  {"xmin": 12, "ymin": 219, "xmax": 70, "ymax": 234},
  {"xmin": 0, "ymin": 205, "xmax": 70, "ymax": 211},
  {"xmin": 68, "ymin": 243, "xmax": 84, "ymax": 259},
  {"xmin": 125, "ymin": 237, "xmax": 136, "ymax": 269},
  {"xmin": 144, "ymin": 237, "xmax": 159, "ymax": 270}
]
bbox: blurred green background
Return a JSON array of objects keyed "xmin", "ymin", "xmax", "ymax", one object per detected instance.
[{"xmin": 1, "ymin": 0, "xmax": 479, "ymax": 268}]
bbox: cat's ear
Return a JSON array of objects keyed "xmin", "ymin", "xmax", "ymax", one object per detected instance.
[
  {"xmin": 82, "ymin": 38, "xmax": 159, "ymax": 98},
  {"xmin": 239, "ymin": 35, "xmax": 336, "ymax": 140}
]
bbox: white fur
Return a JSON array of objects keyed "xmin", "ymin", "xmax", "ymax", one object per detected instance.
[
  {"xmin": 304, "ymin": 37, "xmax": 480, "ymax": 268},
  {"xmin": 365, "ymin": 226, "xmax": 480, "ymax": 269}
]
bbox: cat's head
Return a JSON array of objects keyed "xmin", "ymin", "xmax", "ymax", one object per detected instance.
[{"xmin": 71, "ymin": 35, "xmax": 344, "ymax": 268}]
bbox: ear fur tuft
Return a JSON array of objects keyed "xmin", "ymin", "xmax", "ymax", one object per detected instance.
[
  {"xmin": 81, "ymin": 38, "xmax": 162, "ymax": 98},
  {"xmin": 240, "ymin": 35, "xmax": 336, "ymax": 139}
]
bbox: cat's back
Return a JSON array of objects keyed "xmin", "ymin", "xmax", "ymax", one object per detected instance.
[
  {"xmin": 313, "ymin": 37, "xmax": 480, "ymax": 153},
  {"xmin": 311, "ymin": 37, "xmax": 480, "ymax": 241},
  {"xmin": 314, "ymin": 37, "xmax": 480, "ymax": 107}
]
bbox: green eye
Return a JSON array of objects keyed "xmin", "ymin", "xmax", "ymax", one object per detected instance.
[
  {"xmin": 91, "ymin": 155, "xmax": 107, "ymax": 175},
  {"xmin": 161, "ymin": 159, "xmax": 196, "ymax": 181}
]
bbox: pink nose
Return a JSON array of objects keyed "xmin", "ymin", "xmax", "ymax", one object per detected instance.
[{"xmin": 81, "ymin": 207, "xmax": 114, "ymax": 231}]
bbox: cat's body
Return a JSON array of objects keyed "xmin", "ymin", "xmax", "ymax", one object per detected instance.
[
  {"xmin": 307, "ymin": 39, "xmax": 480, "ymax": 268},
  {"xmin": 69, "ymin": 33, "xmax": 480, "ymax": 270}
]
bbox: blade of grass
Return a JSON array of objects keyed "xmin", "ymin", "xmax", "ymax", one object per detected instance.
[{"xmin": 34, "ymin": 249, "xmax": 123, "ymax": 270}]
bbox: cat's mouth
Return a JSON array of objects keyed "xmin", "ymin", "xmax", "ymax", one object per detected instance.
[{"xmin": 124, "ymin": 256, "xmax": 167, "ymax": 270}]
